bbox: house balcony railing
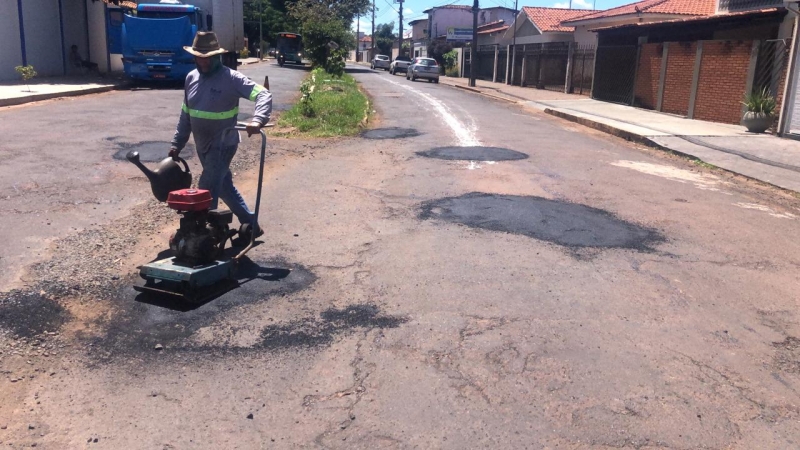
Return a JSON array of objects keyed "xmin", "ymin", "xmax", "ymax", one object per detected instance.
[{"xmin": 717, "ymin": 0, "xmax": 784, "ymax": 12}]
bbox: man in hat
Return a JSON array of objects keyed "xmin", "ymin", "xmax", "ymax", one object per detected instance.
[{"xmin": 169, "ymin": 31, "xmax": 272, "ymax": 242}]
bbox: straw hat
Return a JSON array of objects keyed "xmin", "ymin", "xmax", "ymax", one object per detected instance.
[{"xmin": 183, "ymin": 32, "xmax": 227, "ymax": 57}]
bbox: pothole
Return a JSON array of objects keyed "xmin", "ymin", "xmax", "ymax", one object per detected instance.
[
  {"xmin": 0, "ymin": 290, "xmax": 69, "ymax": 339},
  {"xmin": 361, "ymin": 127, "xmax": 421, "ymax": 140},
  {"xmin": 113, "ymin": 141, "xmax": 195, "ymax": 162},
  {"xmin": 420, "ymin": 192, "xmax": 663, "ymax": 251},
  {"xmin": 417, "ymin": 146, "xmax": 528, "ymax": 161}
]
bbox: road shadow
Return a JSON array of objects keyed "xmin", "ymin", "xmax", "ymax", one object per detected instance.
[
  {"xmin": 345, "ymin": 66, "xmax": 379, "ymax": 75},
  {"xmin": 273, "ymin": 63, "xmax": 312, "ymax": 72},
  {"xmin": 122, "ymin": 80, "xmax": 184, "ymax": 91}
]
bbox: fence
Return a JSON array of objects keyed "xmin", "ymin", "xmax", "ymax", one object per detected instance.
[
  {"xmin": 460, "ymin": 42, "xmax": 595, "ymax": 95},
  {"xmin": 593, "ymin": 45, "xmax": 639, "ymax": 104}
]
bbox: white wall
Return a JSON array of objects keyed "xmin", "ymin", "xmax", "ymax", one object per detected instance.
[
  {"xmin": 574, "ymin": 26, "xmax": 597, "ymax": 47},
  {"xmin": 23, "ymin": 0, "xmax": 64, "ymax": 77},
  {"xmin": 87, "ymin": 0, "xmax": 108, "ymax": 72},
  {"xmin": 429, "ymin": 9, "xmax": 473, "ymax": 40},
  {"xmin": 0, "ymin": 0, "xmax": 23, "ymax": 81}
]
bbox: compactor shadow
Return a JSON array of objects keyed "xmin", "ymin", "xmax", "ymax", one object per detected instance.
[{"xmin": 133, "ymin": 243, "xmax": 290, "ymax": 312}]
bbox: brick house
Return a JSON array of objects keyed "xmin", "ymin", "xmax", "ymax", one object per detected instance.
[
  {"xmin": 410, "ymin": 19, "xmax": 429, "ymax": 58},
  {"xmin": 591, "ymin": 1, "xmax": 793, "ymax": 127}
]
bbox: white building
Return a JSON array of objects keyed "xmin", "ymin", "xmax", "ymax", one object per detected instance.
[
  {"xmin": 425, "ymin": 4, "xmax": 474, "ymax": 41},
  {"xmin": 1, "ymin": 0, "xmax": 118, "ymax": 81}
]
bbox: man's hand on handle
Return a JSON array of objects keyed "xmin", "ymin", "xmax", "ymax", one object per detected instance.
[
  {"xmin": 245, "ymin": 121, "xmax": 263, "ymax": 137},
  {"xmin": 168, "ymin": 146, "xmax": 181, "ymax": 161}
]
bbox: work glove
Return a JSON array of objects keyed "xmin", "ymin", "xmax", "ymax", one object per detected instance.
[{"xmin": 168, "ymin": 146, "xmax": 181, "ymax": 161}]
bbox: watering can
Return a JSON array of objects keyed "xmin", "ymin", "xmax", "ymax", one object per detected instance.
[{"xmin": 126, "ymin": 151, "xmax": 192, "ymax": 202}]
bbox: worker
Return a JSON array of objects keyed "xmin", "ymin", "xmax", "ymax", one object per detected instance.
[{"xmin": 169, "ymin": 32, "xmax": 272, "ymax": 244}]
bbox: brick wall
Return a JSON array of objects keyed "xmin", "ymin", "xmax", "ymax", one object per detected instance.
[
  {"xmin": 694, "ymin": 41, "xmax": 752, "ymax": 124},
  {"xmin": 661, "ymin": 42, "xmax": 696, "ymax": 116},
  {"xmin": 634, "ymin": 43, "xmax": 663, "ymax": 109}
]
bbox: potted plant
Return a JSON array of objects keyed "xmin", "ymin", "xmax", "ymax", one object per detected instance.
[{"xmin": 742, "ymin": 87, "xmax": 776, "ymax": 133}]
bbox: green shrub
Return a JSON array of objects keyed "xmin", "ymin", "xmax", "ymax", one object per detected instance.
[
  {"xmin": 15, "ymin": 65, "xmax": 37, "ymax": 92},
  {"xmin": 742, "ymin": 86, "xmax": 777, "ymax": 116}
]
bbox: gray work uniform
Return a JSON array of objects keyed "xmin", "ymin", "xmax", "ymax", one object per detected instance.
[{"xmin": 170, "ymin": 67, "xmax": 272, "ymax": 224}]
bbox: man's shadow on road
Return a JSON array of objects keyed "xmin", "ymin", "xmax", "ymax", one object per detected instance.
[{"xmin": 133, "ymin": 244, "xmax": 291, "ymax": 312}]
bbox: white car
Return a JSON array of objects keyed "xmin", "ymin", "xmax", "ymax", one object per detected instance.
[
  {"xmin": 407, "ymin": 58, "xmax": 440, "ymax": 83},
  {"xmin": 371, "ymin": 55, "xmax": 390, "ymax": 70}
]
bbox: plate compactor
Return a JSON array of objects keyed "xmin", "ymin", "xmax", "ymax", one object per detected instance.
[{"xmin": 127, "ymin": 124, "xmax": 269, "ymax": 303}]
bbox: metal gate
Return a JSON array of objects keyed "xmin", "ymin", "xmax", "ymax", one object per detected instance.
[
  {"xmin": 592, "ymin": 45, "xmax": 638, "ymax": 104},
  {"xmin": 569, "ymin": 45, "xmax": 596, "ymax": 96}
]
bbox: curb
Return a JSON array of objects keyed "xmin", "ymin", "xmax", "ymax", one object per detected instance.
[
  {"xmin": 0, "ymin": 83, "xmax": 127, "ymax": 108},
  {"xmin": 446, "ymin": 83, "xmax": 519, "ymax": 104}
]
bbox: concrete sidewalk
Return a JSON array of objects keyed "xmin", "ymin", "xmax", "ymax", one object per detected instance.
[
  {"xmin": 0, "ymin": 59, "xmax": 267, "ymax": 108},
  {"xmin": 0, "ymin": 75, "xmax": 128, "ymax": 107},
  {"xmin": 439, "ymin": 76, "xmax": 800, "ymax": 194}
]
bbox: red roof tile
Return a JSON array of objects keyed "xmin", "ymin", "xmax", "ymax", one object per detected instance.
[
  {"xmin": 564, "ymin": 0, "xmax": 716, "ymax": 23},
  {"xmin": 522, "ymin": 7, "xmax": 593, "ymax": 32},
  {"xmin": 477, "ymin": 20, "xmax": 505, "ymax": 30},
  {"xmin": 478, "ymin": 25, "xmax": 509, "ymax": 35},
  {"xmin": 592, "ymin": 7, "xmax": 783, "ymax": 31}
]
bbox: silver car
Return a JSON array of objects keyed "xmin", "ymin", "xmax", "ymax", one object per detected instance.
[
  {"xmin": 371, "ymin": 54, "xmax": 390, "ymax": 70},
  {"xmin": 406, "ymin": 58, "xmax": 440, "ymax": 83}
]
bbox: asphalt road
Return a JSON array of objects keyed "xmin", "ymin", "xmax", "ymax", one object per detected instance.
[{"xmin": 2, "ymin": 62, "xmax": 800, "ymax": 449}]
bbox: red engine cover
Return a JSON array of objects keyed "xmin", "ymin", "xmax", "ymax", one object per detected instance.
[{"xmin": 167, "ymin": 189, "xmax": 212, "ymax": 212}]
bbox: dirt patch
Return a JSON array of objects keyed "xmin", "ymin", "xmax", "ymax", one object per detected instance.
[
  {"xmin": 113, "ymin": 141, "xmax": 195, "ymax": 162},
  {"xmin": 0, "ymin": 291, "xmax": 68, "ymax": 339},
  {"xmin": 259, "ymin": 303, "xmax": 407, "ymax": 349},
  {"xmin": 417, "ymin": 146, "xmax": 528, "ymax": 161},
  {"xmin": 361, "ymin": 127, "xmax": 421, "ymax": 140},
  {"xmin": 772, "ymin": 336, "xmax": 800, "ymax": 373},
  {"xmin": 420, "ymin": 192, "xmax": 664, "ymax": 251}
]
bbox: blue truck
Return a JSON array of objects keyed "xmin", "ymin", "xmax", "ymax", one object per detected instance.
[{"xmin": 119, "ymin": 0, "xmax": 243, "ymax": 81}]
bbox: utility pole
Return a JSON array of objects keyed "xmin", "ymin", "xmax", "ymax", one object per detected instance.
[
  {"xmin": 357, "ymin": 15, "xmax": 360, "ymax": 61},
  {"xmin": 372, "ymin": 0, "xmax": 375, "ymax": 60},
  {"xmin": 398, "ymin": 0, "xmax": 404, "ymax": 58},
  {"xmin": 258, "ymin": 0, "xmax": 263, "ymax": 59},
  {"xmin": 469, "ymin": 0, "xmax": 478, "ymax": 87},
  {"xmin": 508, "ymin": 0, "xmax": 517, "ymax": 85}
]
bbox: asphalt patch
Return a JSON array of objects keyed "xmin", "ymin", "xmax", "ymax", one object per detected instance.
[
  {"xmin": 259, "ymin": 304, "xmax": 407, "ymax": 349},
  {"xmin": 0, "ymin": 290, "xmax": 68, "ymax": 339},
  {"xmin": 417, "ymin": 146, "xmax": 528, "ymax": 161},
  {"xmin": 420, "ymin": 192, "xmax": 663, "ymax": 251},
  {"xmin": 87, "ymin": 259, "xmax": 317, "ymax": 362},
  {"xmin": 112, "ymin": 141, "xmax": 195, "ymax": 162},
  {"xmin": 361, "ymin": 127, "xmax": 421, "ymax": 140}
]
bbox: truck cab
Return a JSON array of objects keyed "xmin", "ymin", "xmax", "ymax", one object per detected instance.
[{"xmin": 121, "ymin": 2, "xmax": 205, "ymax": 81}]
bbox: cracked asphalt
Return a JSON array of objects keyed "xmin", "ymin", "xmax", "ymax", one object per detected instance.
[{"xmin": 2, "ymin": 62, "xmax": 800, "ymax": 448}]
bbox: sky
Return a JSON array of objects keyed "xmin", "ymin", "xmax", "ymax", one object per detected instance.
[{"xmin": 353, "ymin": 0, "xmax": 635, "ymax": 35}]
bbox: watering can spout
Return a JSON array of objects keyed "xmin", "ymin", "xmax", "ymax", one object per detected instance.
[{"xmin": 126, "ymin": 151, "xmax": 192, "ymax": 202}]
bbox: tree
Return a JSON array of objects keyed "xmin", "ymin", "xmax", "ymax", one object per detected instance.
[
  {"xmin": 243, "ymin": 0, "xmax": 301, "ymax": 54},
  {"xmin": 427, "ymin": 40, "xmax": 453, "ymax": 67},
  {"xmin": 287, "ymin": 0, "xmax": 370, "ymax": 74},
  {"xmin": 373, "ymin": 22, "xmax": 395, "ymax": 56},
  {"xmin": 15, "ymin": 65, "xmax": 37, "ymax": 92}
]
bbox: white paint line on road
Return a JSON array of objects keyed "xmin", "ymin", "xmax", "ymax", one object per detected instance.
[
  {"xmin": 733, "ymin": 203, "xmax": 796, "ymax": 219},
  {"xmin": 380, "ymin": 76, "xmax": 481, "ymax": 147},
  {"xmin": 611, "ymin": 160, "xmax": 728, "ymax": 192}
]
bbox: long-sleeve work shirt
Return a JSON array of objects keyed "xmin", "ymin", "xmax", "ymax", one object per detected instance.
[{"xmin": 171, "ymin": 67, "xmax": 272, "ymax": 154}]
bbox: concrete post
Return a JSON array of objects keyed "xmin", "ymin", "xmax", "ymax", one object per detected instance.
[
  {"xmin": 493, "ymin": 45, "xmax": 499, "ymax": 83},
  {"xmin": 506, "ymin": 45, "xmax": 512, "ymax": 84},
  {"xmin": 565, "ymin": 42, "xmax": 575, "ymax": 94},
  {"xmin": 688, "ymin": 41, "xmax": 704, "ymax": 119},
  {"xmin": 742, "ymin": 40, "xmax": 760, "ymax": 124},
  {"xmin": 521, "ymin": 45, "xmax": 527, "ymax": 86},
  {"xmin": 656, "ymin": 42, "xmax": 669, "ymax": 111},
  {"xmin": 778, "ymin": 14, "xmax": 800, "ymax": 135}
]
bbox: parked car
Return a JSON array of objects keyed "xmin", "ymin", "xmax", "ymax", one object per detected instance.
[
  {"xmin": 407, "ymin": 57, "xmax": 440, "ymax": 83},
  {"xmin": 371, "ymin": 54, "xmax": 390, "ymax": 70},
  {"xmin": 389, "ymin": 55, "xmax": 412, "ymax": 75}
]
